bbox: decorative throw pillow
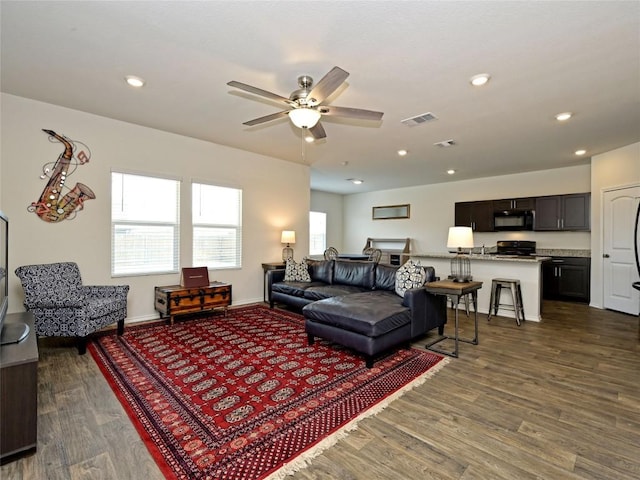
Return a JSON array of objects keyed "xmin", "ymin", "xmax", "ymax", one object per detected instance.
[
  {"xmin": 395, "ymin": 259, "xmax": 427, "ymax": 297},
  {"xmin": 284, "ymin": 259, "xmax": 311, "ymax": 282}
]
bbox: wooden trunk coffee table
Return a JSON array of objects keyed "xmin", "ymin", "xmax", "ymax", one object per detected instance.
[{"xmin": 154, "ymin": 282, "xmax": 231, "ymax": 325}]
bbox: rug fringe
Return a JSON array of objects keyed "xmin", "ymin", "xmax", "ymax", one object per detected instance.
[{"xmin": 264, "ymin": 356, "xmax": 450, "ymax": 479}]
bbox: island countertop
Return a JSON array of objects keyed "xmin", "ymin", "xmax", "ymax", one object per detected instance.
[
  {"xmin": 412, "ymin": 252, "xmax": 552, "ymax": 262},
  {"xmin": 411, "ymin": 253, "xmax": 549, "ymax": 322}
]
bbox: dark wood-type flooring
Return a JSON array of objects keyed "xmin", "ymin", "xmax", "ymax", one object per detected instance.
[{"xmin": 2, "ymin": 300, "xmax": 639, "ymax": 479}]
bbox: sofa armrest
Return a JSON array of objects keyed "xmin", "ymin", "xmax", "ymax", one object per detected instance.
[
  {"xmin": 83, "ymin": 285, "xmax": 130, "ymax": 295},
  {"xmin": 82, "ymin": 285, "xmax": 130, "ymax": 301},
  {"xmin": 266, "ymin": 269, "xmax": 286, "ymax": 304},
  {"xmin": 404, "ymin": 287, "xmax": 447, "ymax": 338}
]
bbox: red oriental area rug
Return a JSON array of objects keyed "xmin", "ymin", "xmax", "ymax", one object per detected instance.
[{"xmin": 90, "ymin": 304, "xmax": 448, "ymax": 480}]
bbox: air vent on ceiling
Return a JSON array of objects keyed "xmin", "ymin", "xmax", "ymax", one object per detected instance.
[
  {"xmin": 401, "ymin": 112, "xmax": 438, "ymax": 127},
  {"xmin": 434, "ymin": 139, "xmax": 456, "ymax": 148}
]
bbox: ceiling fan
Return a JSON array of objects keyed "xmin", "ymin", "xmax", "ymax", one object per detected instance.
[{"xmin": 227, "ymin": 66, "xmax": 384, "ymax": 140}]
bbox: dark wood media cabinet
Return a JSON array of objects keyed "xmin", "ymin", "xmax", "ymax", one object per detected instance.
[{"xmin": 1, "ymin": 312, "xmax": 38, "ymax": 463}]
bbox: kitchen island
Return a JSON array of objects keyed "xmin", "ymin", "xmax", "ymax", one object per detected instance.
[{"xmin": 412, "ymin": 253, "xmax": 550, "ymax": 322}]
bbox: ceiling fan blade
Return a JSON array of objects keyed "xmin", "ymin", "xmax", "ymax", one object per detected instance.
[
  {"xmin": 319, "ymin": 105, "xmax": 384, "ymax": 121},
  {"xmin": 227, "ymin": 81, "xmax": 295, "ymax": 106},
  {"xmin": 308, "ymin": 122, "xmax": 326, "ymax": 139},
  {"xmin": 306, "ymin": 67, "xmax": 349, "ymax": 106},
  {"xmin": 242, "ymin": 110, "xmax": 289, "ymax": 126}
]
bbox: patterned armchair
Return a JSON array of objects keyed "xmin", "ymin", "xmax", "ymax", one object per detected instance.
[{"xmin": 15, "ymin": 262, "xmax": 129, "ymax": 354}]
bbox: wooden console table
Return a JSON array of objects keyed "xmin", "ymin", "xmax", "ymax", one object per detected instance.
[
  {"xmin": 1, "ymin": 312, "xmax": 38, "ymax": 463},
  {"xmin": 154, "ymin": 282, "xmax": 232, "ymax": 325},
  {"xmin": 261, "ymin": 262, "xmax": 285, "ymax": 302},
  {"xmin": 424, "ymin": 280, "xmax": 482, "ymax": 358}
]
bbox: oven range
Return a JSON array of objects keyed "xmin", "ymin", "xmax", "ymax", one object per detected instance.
[{"xmin": 491, "ymin": 240, "xmax": 537, "ymax": 257}]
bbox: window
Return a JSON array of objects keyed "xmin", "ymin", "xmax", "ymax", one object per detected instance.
[
  {"xmin": 111, "ymin": 172, "xmax": 180, "ymax": 276},
  {"xmin": 192, "ymin": 183, "xmax": 242, "ymax": 269},
  {"xmin": 309, "ymin": 211, "xmax": 327, "ymax": 255}
]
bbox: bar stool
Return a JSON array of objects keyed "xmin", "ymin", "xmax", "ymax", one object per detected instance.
[
  {"xmin": 449, "ymin": 294, "xmax": 472, "ymax": 316},
  {"xmin": 487, "ymin": 278, "xmax": 525, "ymax": 326}
]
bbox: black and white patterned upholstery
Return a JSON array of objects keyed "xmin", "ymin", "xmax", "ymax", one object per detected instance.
[
  {"xmin": 284, "ymin": 259, "xmax": 312, "ymax": 282},
  {"xmin": 394, "ymin": 259, "xmax": 427, "ymax": 297},
  {"xmin": 15, "ymin": 262, "xmax": 129, "ymax": 354}
]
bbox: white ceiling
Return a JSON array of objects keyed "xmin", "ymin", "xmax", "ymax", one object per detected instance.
[{"xmin": 2, "ymin": 1, "xmax": 639, "ymax": 194}]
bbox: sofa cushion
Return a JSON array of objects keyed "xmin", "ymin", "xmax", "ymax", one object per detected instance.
[
  {"xmin": 333, "ymin": 260, "xmax": 375, "ymax": 289},
  {"xmin": 375, "ymin": 264, "xmax": 399, "ymax": 291},
  {"xmin": 395, "ymin": 259, "xmax": 427, "ymax": 297},
  {"xmin": 303, "ymin": 291, "xmax": 410, "ymax": 337},
  {"xmin": 304, "ymin": 284, "xmax": 369, "ymax": 301},
  {"xmin": 304, "ymin": 258, "xmax": 334, "ymax": 284},
  {"xmin": 272, "ymin": 281, "xmax": 324, "ymax": 297},
  {"xmin": 284, "ymin": 259, "xmax": 312, "ymax": 282}
]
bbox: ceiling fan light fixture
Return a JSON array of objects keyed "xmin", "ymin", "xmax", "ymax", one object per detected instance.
[{"xmin": 289, "ymin": 108, "xmax": 321, "ymax": 129}]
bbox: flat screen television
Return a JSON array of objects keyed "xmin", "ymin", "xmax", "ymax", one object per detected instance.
[
  {"xmin": 0, "ymin": 210, "xmax": 8, "ymax": 332},
  {"xmin": 0, "ymin": 210, "xmax": 30, "ymax": 344}
]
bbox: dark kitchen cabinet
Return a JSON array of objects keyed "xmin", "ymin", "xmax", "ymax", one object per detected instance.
[
  {"xmin": 535, "ymin": 193, "xmax": 590, "ymax": 231},
  {"xmin": 542, "ymin": 257, "xmax": 590, "ymax": 302},
  {"xmin": 493, "ymin": 197, "xmax": 535, "ymax": 211},
  {"xmin": 455, "ymin": 201, "xmax": 494, "ymax": 232}
]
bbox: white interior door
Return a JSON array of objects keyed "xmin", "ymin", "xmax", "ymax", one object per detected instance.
[{"xmin": 603, "ymin": 186, "xmax": 640, "ymax": 315}]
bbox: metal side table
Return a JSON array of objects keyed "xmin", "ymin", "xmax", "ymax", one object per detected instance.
[{"xmin": 424, "ymin": 280, "xmax": 482, "ymax": 358}]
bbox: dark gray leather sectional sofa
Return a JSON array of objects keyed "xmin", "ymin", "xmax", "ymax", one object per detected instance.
[{"xmin": 267, "ymin": 259, "xmax": 446, "ymax": 367}]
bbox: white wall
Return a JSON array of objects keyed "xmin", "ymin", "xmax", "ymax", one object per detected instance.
[
  {"xmin": 590, "ymin": 142, "xmax": 640, "ymax": 308},
  {"xmin": 343, "ymin": 165, "xmax": 592, "ymax": 256},
  {"xmin": 1, "ymin": 94, "xmax": 310, "ymax": 321},
  {"xmin": 310, "ymin": 190, "xmax": 344, "ymax": 252}
]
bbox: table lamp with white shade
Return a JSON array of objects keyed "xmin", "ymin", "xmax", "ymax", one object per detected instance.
[{"xmin": 447, "ymin": 226, "xmax": 474, "ymax": 282}]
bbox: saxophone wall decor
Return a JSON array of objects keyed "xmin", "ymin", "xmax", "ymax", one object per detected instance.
[{"xmin": 29, "ymin": 129, "xmax": 96, "ymax": 222}]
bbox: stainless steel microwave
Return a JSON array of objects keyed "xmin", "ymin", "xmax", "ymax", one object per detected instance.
[{"xmin": 493, "ymin": 209, "xmax": 534, "ymax": 231}]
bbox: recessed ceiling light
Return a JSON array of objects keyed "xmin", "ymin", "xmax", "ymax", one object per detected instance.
[
  {"xmin": 397, "ymin": 149, "xmax": 408, "ymax": 156},
  {"xmin": 470, "ymin": 73, "xmax": 491, "ymax": 86},
  {"xmin": 447, "ymin": 169, "xmax": 456, "ymax": 175},
  {"xmin": 304, "ymin": 135, "xmax": 314, "ymax": 143},
  {"xmin": 125, "ymin": 75, "xmax": 145, "ymax": 88},
  {"xmin": 555, "ymin": 112, "xmax": 572, "ymax": 121},
  {"xmin": 575, "ymin": 149, "xmax": 587, "ymax": 156},
  {"xmin": 347, "ymin": 178, "xmax": 363, "ymax": 185}
]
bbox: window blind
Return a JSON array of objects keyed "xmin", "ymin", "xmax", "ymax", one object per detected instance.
[
  {"xmin": 192, "ymin": 183, "xmax": 242, "ymax": 269},
  {"xmin": 309, "ymin": 211, "xmax": 327, "ymax": 255},
  {"xmin": 111, "ymin": 172, "xmax": 180, "ymax": 276}
]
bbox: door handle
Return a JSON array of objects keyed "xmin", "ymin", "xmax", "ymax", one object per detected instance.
[{"xmin": 603, "ymin": 253, "xmax": 610, "ymax": 258}]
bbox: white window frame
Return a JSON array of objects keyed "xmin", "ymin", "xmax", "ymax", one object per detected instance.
[
  {"xmin": 309, "ymin": 211, "xmax": 327, "ymax": 256},
  {"xmin": 111, "ymin": 171, "xmax": 180, "ymax": 277},
  {"xmin": 192, "ymin": 182, "xmax": 242, "ymax": 270}
]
